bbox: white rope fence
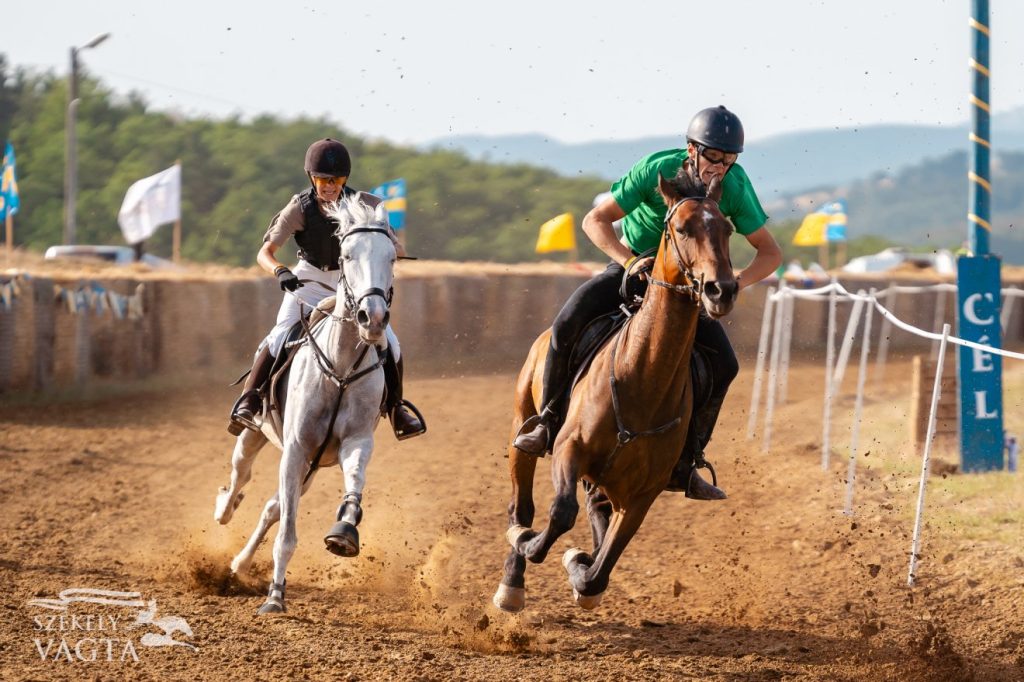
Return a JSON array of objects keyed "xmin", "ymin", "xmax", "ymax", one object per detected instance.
[{"xmin": 746, "ymin": 279, "xmax": 1022, "ymax": 588}]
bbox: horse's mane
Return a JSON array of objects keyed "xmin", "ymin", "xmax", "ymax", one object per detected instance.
[
  {"xmin": 666, "ymin": 163, "xmax": 708, "ymax": 200},
  {"xmin": 325, "ymin": 196, "xmax": 388, "ymax": 237}
]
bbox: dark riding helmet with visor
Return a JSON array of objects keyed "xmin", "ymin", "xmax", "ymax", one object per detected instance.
[
  {"xmin": 305, "ymin": 138, "xmax": 352, "ymax": 179},
  {"xmin": 686, "ymin": 105, "xmax": 744, "ymax": 154}
]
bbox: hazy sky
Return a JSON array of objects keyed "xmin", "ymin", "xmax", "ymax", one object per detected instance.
[{"xmin": 8, "ymin": 1, "xmax": 1024, "ymax": 146}]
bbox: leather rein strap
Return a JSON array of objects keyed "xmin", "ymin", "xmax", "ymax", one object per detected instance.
[
  {"xmin": 294, "ymin": 224, "xmax": 395, "ymax": 485},
  {"xmin": 594, "ymin": 196, "xmax": 710, "ymax": 482},
  {"xmin": 646, "ymin": 197, "xmax": 705, "ymax": 300}
]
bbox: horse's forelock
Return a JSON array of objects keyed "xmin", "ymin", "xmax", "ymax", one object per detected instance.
[
  {"xmin": 327, "ymin": 197, "xmax": 385, "ymax": 237},
  {"xmin": 669, "ymin": 164, "xmax": 708, "ymax": 200}
]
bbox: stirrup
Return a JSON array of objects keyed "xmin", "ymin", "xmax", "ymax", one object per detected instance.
[
  {"xmin": 684, "ymin": 454, "xmax": 726, "ymax": 500},
  {"xmin": 390, "ymin": 399, "xmax": 426, "ymax": 441},
  {"xmin": 228, "ymin": 390, "xmax": 263, "ymax": 435},
  {"xmin": 512, "ymin": 414, "xmax": 551, "ymax": 456}
]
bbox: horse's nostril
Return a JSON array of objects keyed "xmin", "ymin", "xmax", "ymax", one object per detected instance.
[
  {"xmin": 382, "ymin": 310, "xmax": 391, "ymax": 326},
  {"xmin": 705, "ymin": 282, "xmax": 722, "ymax": 299},
  {"xmin": 357, "ymin": 310, "xmax": 369, "ymax": 327}
]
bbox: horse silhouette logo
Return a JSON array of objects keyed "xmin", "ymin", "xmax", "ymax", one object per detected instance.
[
  {"xmin": 132, "ymin": 599, "xmax": 196, "ymax": 651},
  {"xmin": 26, "ymin": 588, "xmax": 198, "ymax": 653}
]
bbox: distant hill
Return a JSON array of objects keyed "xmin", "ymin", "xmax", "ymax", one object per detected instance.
[
  {"xmin": 773, "ymin": 149, "xmax": 1024, "ymax": 264},
  {"xmin": 426, "ymin": 109, "xmax": 1024, "ymax": 199}
]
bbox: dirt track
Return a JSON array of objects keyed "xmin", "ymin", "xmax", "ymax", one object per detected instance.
[{"xmin": 2, "ymin": 360, "xmax": 1023, "ymax": 681}]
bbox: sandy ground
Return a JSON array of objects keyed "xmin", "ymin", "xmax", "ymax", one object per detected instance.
[{"xmin": 2, "ymin": 357, "xmax": 1024, "ymax": 681}]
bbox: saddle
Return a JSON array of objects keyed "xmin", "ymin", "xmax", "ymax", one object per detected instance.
[
  {"xmin": 259, "ymin": 297, "xmax": 339, "ymax": 438},
  {"xmin": 557, "ymin": 307, "xmax": 714, "ymax": 430},
  {"xmin": 265, "ymin": 296, "xmax": 394, "ymax": 436}
]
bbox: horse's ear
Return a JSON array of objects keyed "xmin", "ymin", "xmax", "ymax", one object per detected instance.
[
  {"xmin": 374, "ymin": 201, "xmax": 387, "ymax": 225},
  {"xmin": 657, "ymin": 172, "xmax": 679, "ymax": 205},
  {"xmin": 706, "ymin": 175, "xmax": 723, "ymax": 203}
]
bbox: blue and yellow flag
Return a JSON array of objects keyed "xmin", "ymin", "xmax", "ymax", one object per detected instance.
[
  {"xmin": 536, "ymin": 213, "xmax": 575, "ymax": 253},
  {"xmin": 0, "ymin": 142, "xmax": 19, "ymax": 220},
  {"xmin": 371, "ymin": 178, "xmax": 407, "ymax": 230},
  {"xmin": 793, "ymin": 199, "xmax": 847, "ymax": 246}
]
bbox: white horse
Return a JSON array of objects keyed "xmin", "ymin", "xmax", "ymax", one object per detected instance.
[{"xmin": 213, "ymin": 197, "xmax": 396, "ymax": 614}]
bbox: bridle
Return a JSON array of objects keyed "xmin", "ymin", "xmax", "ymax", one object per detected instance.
[
  {"xmin": 334, "ymin": 225, "xmax": 395, "ymax": 321},
  {"xmin": 287, "ymin": 222, "xmax": 396, "ymax": 385},
  {"xmin": 598, "ymin": 194, "xmax": 727, "ymax": 485},
  {"xmin": 644, "ymin": 197, "xmax": 708, "ymax": 301},
  {"xmin": 295, "ymin": 222, "xmax": 396, "ymax": 486}
]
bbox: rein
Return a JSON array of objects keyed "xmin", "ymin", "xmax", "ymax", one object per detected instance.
[
  {"xmin": 595, "ymin": 195, "xmax": 712, "ymax": 481},
  {"xmin": 644, "ymin": 197, "xmax": 705, "ymax": 301},
  {"xmin": 335, "ymin": 226, "xmax": 396, "ymax": 319},
  {"xmin": 595, "ymin": 319, "xmax": 688, "ymax": 481},
  {"xmin": 293, "ymin": 222, "xmax": 395, "ymax": 484},
  {"xmin": 301, "ymin": 342, "xmax": 383, "ymax": 485}
]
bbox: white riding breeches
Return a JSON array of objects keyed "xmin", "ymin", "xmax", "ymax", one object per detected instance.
[{"xmin": 260, "ymin": 259, "xmax": 399, "ymax": 359}]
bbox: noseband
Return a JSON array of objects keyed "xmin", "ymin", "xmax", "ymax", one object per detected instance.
[
  {"xmin": 336, "ymin": 226, "xmax": 395, "ymax": 316},
  {"xmin": 645, "ymin": 197, "xmax": 707, "ymax": 301}
]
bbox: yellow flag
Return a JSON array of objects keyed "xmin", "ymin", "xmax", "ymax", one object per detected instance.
[
  {"xmin": 792, "ymin": 212, "xmax": 828, "ymax": 246},
  {"xmin": 535, "ymin": 213, "xmax": 575, "ymax": 253}
]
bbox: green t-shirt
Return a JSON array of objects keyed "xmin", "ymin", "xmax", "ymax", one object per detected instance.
[{"xmin": 610, "ymin": 148, "xmax": 769, "ymax": 253}]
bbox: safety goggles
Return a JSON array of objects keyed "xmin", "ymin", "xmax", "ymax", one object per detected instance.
[
  {"xmin": 310, "ymin": 174, "xmax": 346, "ymax": 186},
  {"xmin": 697, "ymin": 145, "xmax": 738, "ymax": 167}
]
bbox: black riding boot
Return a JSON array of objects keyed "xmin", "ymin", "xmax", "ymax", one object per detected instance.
[
  {"xmin": 513, "ymin": 341, "xmax": 570, "ymax": 456},
  {"xmin": 666, "ymin": 393, "xmax": 728, "ymax": 499},
  {"xmin": 228, "ymin": 346, "xmax": 275, "ymax": 435},
  {"xmin": 383, "ymin": 349, "xmax": 426, "ymax": 441}
]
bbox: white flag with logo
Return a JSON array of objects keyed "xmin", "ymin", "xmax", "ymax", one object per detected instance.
[{"xmin": 117, "ymin": 164, "xmax": 181, "ymax": 244}]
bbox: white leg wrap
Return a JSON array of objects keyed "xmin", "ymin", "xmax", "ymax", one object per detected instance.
[
  {"xmin": 561, "ymin": 547, "xmax": 586, "ymax": 571},
  {"xmin": 505, "ymin": 524, "xmax": 531, "ymax": 548}
]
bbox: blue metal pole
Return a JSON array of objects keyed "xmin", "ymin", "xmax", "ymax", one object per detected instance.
[
  {"xmin": 968, "ymin": 0, "xmax": 990, "ymax": 255},
  {"xmin": 957, "ymin": 0, "xmax": 1004, "ymax": 472}
]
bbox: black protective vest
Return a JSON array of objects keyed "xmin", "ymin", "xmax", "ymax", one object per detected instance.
[{"xmin": 294, "ymin": 185, "xmax": 356, "ymax": 270}]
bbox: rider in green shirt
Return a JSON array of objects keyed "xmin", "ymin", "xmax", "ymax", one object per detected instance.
[{"xmin": 513, "ymin": 106, "xmax": 782, "ymax": 499}]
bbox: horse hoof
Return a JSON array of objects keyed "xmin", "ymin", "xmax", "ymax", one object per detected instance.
[
  {"xmin": 324, "ymin": 521, "xmax": 359, "ymax": 557},
  {"xmin": 257, "ymin": 601, "xmax": 285, "ymax": 615},
  {"xmin": 214, "ymin": 488, "xmax": 244, "ymax": 525},
  {"xmin": 573, "ymin": 589, "xmax": 603, "ymax": 610},
  {"xmin": 492, "ymin": 584, "xmax": 526, "ymax": 613},
  {"xmin": 229, "ymin": 556, "xmax": 250, "ymax": 577},
  {"xmin": 505, "ymin": 524, "xmax": 531, "ymax": 549},
  {"xmin": 561, "ymin": 547, "xmax": 587, "ymax": 572}
]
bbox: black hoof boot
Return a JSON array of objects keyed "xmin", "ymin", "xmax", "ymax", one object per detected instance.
[
  {"xmin": 257, "ymin": 581, "xmax": 286, "ymax": 614},
  {"xmin": 324, "ymin": 497, "xmax": 361, "ymax": 557},
  {"xmin": 324, "ymin": 522, "xmax": 360, "ymax": 557}
]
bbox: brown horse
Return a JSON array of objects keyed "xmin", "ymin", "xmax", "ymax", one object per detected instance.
[{"xmin": 493, "ymin": 173, "xmax": 737, "ymax": 612}]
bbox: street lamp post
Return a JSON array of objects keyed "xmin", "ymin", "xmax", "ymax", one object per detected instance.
[{"xmin": 63, "ymin": 32, "xmax": 110, "ymax": 246}]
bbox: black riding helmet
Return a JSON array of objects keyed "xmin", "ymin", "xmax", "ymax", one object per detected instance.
[
  {"xmin": 304, "ymin": 138, "xmax": 352, "ymax": 178},
  {"xmin": 686, "ymin": 106, "xmax": 744, "ymax": 153}
]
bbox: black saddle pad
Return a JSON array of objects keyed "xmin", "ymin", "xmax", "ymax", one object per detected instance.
[
  {"xmin": 567, "ymin": 309, "xmax": 631, "ymax": 392},
  {"xmin": 559, "ymin": 311, "xmax": 716, "ymax": 425}
]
